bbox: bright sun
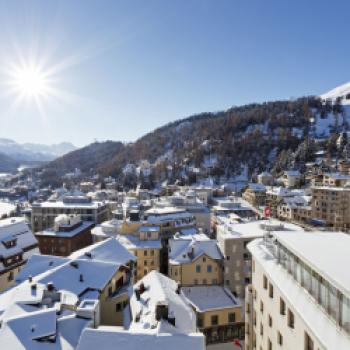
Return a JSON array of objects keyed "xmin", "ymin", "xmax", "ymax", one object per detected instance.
[{"xmin": 12, "ymin": 64, "xmax": 49, "ymax": 98}]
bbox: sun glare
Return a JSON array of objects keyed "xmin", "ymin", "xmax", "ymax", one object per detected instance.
[{"xmin": 12, "ymin": 64, "xmax": 49, "ymax": 98}]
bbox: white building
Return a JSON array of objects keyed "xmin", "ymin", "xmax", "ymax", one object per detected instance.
[{"xmin": 245, "ymin": 231, "xmax": 350, "ymax": 350}]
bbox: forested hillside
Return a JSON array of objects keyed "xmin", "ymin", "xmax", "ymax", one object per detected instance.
[{"xmin": 41, "ymin": 96, "xmax": 349, "ymax": 188}]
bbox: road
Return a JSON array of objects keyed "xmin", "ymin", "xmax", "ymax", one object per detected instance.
[{"xmin": 207, "ymin": 341, "xmax": 244, "ymax": 350}]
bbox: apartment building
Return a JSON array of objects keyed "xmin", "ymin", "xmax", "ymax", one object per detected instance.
[
  {"xmin": 35, "ymin": 214, "xmax": 94, "ymax": 256},
  {"xmin": 31, "ymin": 194, "xmax": 109, "ymax": 232},
  {"xmin": 117, "ymin": 226, "xmax": 162, "ymax": 282},
  {"xmin": 168, "ymin": 233, "xmax": 223, "ymax": 286},
  {"xmin": 216, "ymin": 218, "xmax": 302, "ymax": 298},
  {"xmin": 182, "ymin": 285, "xmax": 244, "ymax": 344},
  {"xmin": 311, "ymin": 186, "xmax": 350, "ymax": 230},
  {"xmin": 280, "ymin": 170, "xmax": 302, "ymax": 188},
  {"xmin": 0, "ymin": 217, "xmax": 38, "ymax": 291},
  {"xmin": 0, "ymin": 237, "xmax": 137, "ymax": 350},
  {"xmin": 245, "ymin": 231, "xmax": 350, "ymax": 350},
  {"xmin": 277, "ymin": 195, "xmax": 312, "ymax": 223},
  {"xmin": 144, "ymin": 206, "xmax": 197, "ymax": 238},
  {"xmin": 242, "ymin": 183, "xmax": 267, "ymax": 207},
  {"xmin": 77, "ymin": 270, "xmax": 205, "ymax": 350}
]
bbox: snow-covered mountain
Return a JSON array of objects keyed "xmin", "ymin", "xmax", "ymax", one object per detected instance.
[
  {"xmin": 0, "ymin": 138, "xmax": 76, "ymax": 162},
  {"xmin": 320, "ymin": 82, "xmax": 350, "ymax": 105}
]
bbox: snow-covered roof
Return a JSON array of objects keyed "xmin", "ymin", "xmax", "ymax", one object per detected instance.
[
  {"xmin": 0, "ymin": 309, "xmax": 90, "ymax": 350},
  {"xmin": 130, "ymin": 271, "xmax": 197, "ymax": 334},
  {"xmin": 69, "ymin": 237, "xmax": 136, "ymax": 265},
  {"xmin": 35, "ymin": 221, "xmax": 94, "ymax": 238},
  {"xmin": 182, "ymin": 285, "xmax": 240, "ymax": 312},
  {"xmin": 169, "ymin": 234, "xmax": 223, "ymax": 265},
  {"xmin": 0, "ymin": 201, "xmax": 16, "ymax": 217},
  {"xmin": 273, "ymin": 231, "xmax": 350, "ymax": 297},
  {"xmin": 37, "ymin": 259, "xmax": 119, "ymax": 296},
  {"xmin": 248, "ymin": 233, "xmax": 350, "ymax": 350},
  {"xmin": 0, "ymin": 217, "xmax": 38, "ymax": 272},
  {"xmin": 247, "ymin": 183, "xmax": 266, "ymax": 192},
  {"xmin": 116, "ymin": 234, "xmax": 162, "ymax": 250},
  {"xmin": 77, "ymin": 326, "xmax": 205, "ymax": 350},
  {"xmin": 284, "ymin": 170, "xmax": 301, "ymax": 176},
  {"xmin": 15, "ymin": 254, "xmax": 69, "ymax": 283},
  {"xmin": 217, "ymin": 218, "xmax": 303, "ymax": 240}
]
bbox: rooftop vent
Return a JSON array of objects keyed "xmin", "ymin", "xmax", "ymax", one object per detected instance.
[{"xmin": 70, "ymin": 261, "xmax": 79, "ymax": 269}]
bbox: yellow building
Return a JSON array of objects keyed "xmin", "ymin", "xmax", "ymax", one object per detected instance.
[
  {"xmin": 182, "ymin": 285, "xmax": 244, "ymax": 344},
  {"xmin": 0, "ymin": 217, "xmax": 39, "ymax": 292},
  {"xmin": 168, "ymin": 234, "xmax": 223, "ymax": 286},
  {"xmin": 117, "ymin": 226, "xmax": 162, "ymax": 282}
]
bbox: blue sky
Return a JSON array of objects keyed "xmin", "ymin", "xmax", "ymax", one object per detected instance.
[{"xmin": 0, "ymin": 0, "xmax": 349, "ymax": 147}]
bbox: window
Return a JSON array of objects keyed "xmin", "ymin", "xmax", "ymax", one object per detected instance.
[
  {"xmin": 211, "ymin": 315, "xmax": 218, "ymax": 326},
  {"xmin": 194, "ymin": 279, "xmax": 198, "ymax": 285},
  {"xmin": 260, "ymin": 300, "xmax": 264, "ymax": 313},
  {"xmin": 280, "ymin": 298, "xmax": 286, "ymax": 315},
  {"xmin": 150, "ymin": 250, "xmax": 154, "ymax": 256},
  {"xmin": 7, "ymin": 271, "xmax": 14, "ymax": 282},
  {"xmin": 268, "ymin": 315, "xmax": 272, "ymax": 327},
  {"xmin": 277, "ymin": 331, "xmax": 283, "ymax": 345},
  {"xmin": 228, "ymin": 313, "xmax": 236, "ymax": 323},
  {"xmin": 245, "ymin": 277, "xmax": 250, "ymax": 284},
  {"xmin": 269, "ymin": 283, "xmax": 274, "ymax": 298},
  {"xmin": 288, "ymin": 309, "xmax": 294, "ymax": 329},
  {"xmin": 226, "ymin": 255, "xmax": 230, "ymax": 260},
  {"xmin": 144, "ymin": 250, "xmax": 148, "ymax": 256},
  {"xmin": 260, "ymin": 323, "xmax": 263, "ymax": 336},
  {"xmin": 263, "ymin": 275, "xmax": 268, "ymax": 289},
  {"xmin": 304, "ymin": 332, "xmax": 314, "ymax": 350},
  {"xmin": 202, "ymin": 278, "xmax": 207, "ymax": 284},
  {"xmin": 116, "ymin": 303, "xmax": 122, "ymax": 312},
  {"xmin": 196, "ymin": 265, "xmax": 201, "ymax": 273},
  {"xmin": 197, "ymin": 317, "xmax": 203, "ymax": 328},
  {"xmin": 144, "ymin": 260, "xmax": 148, "ymax": 266},
  {"xmin": 268, "ymin": 338, "xmax": 272, "ymax": 350},
  {"xmin": 207, "ymin": 265, "xmax": 212, "ymax": 273},
  {"xmin": 203, "ymin": 257, "xmax": 206, "ymax": 262}
]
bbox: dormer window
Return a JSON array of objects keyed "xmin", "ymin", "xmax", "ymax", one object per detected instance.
[{"xmin": 2, "ymin": 237, "xmax": 17, "ymax": 249}]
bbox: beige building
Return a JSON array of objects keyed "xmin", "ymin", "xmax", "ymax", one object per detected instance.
[
  {"xmin": 280, "ymin": 170, "xmax": 302, "ymax": 188},
  {"xmin": 182, "ymin": 285, "xmax": 244, "ymax": 344},
  {"xmin": 168, "ymin": 234, "xmax": 223, "ymax": 286},
  {"xmin": 31, "ymin": 195, "xmax": 109, "ymax": 232},
  {"xmin": 216, "ymin": 218, "xmax": 302, "ymax": 299},
  {"xmin": 245, "ymin": 231, "xmax": 350, "ymax": 350},
  {"xmin": 257, "ymin": 171, "xmax": 274, "ymax": 186},
  {"xmin": 242, "ymin": 183, "xmax": 267, "ymax": 207},
  {"xmin": 311, "ymin": 186, "xmax": 350, "ymax": 230},
  {"xmin": 277, "ymin": 195, "xmax": 312, "ymax": 223},
  {"xmin": 0, "ymin": 217, "xmax": 38, "ymax": 292}
]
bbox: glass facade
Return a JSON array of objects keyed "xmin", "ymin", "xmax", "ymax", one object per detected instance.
[{"xmin": 275, "ymin": 241, "xmax": 350, "ymax": 335}]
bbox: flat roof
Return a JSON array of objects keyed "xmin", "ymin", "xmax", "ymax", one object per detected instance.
[
  {"xmin": 35, "ymin": 221, "xmax": 94, "ymax": 238},
  {"xmin": 274, "ymin": 230, "xmax": 350, "ymax": 296},
  {"xmin": 182, "ymin": 286, "xmax": 240, "ymax": 312},
  {"xmin": 248, "ymin": 236, "xmax": 350, "ymax": 350},
  {"xmin": 217, "ymin": 218, "xmax": 303, "ymax": 239}
]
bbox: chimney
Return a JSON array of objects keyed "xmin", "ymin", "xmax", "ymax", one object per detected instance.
[
  {"xmin": 28, "ymin": 275, "xmax": 33, "ymax": 283},
  {"xmin": 47, "ymin": 282, "xmax": 55, "ymax": 292}
]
